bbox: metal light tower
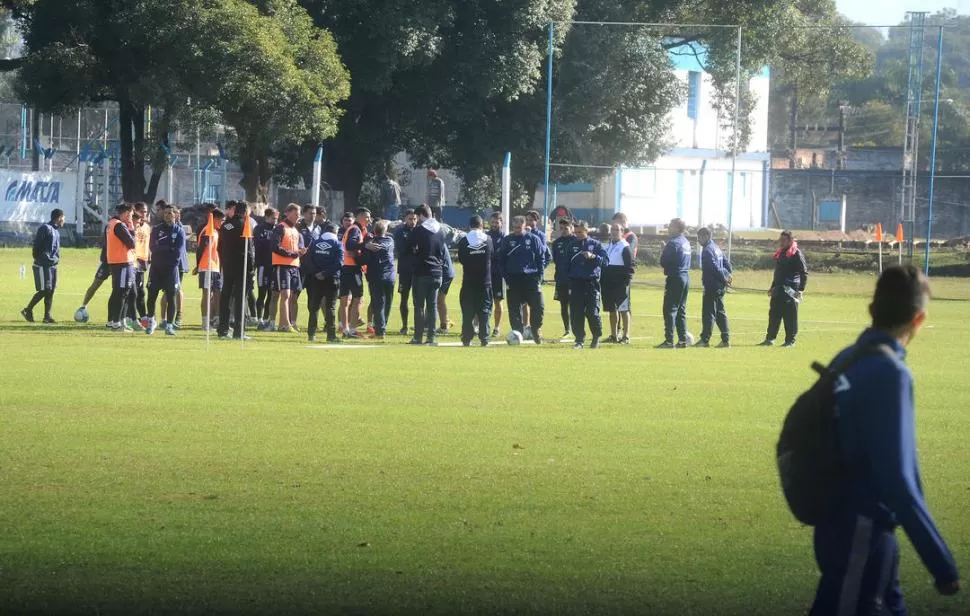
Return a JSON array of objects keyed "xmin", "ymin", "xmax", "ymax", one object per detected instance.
[{"xmin": 901, "ymin": 11, "xmax": 928, "ymax": 260}]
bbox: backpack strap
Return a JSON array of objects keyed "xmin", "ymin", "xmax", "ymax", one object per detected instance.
[{"xmin": 811, "ymin": 343, "xmax": 897, "ymax": 378}]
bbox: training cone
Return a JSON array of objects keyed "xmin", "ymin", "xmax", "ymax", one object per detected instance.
[
  {"xmin": 875, "ymin": 223, "xmax": 883, "ymax": 242},
  {"xmin": 895, "ymin": 223, "xmax": 904, "ymax": 243},
  {"xmin": 242, "ymin": 214, "xmax": 253, "ymax": 239}
]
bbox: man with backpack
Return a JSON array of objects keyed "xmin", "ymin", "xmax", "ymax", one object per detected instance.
[{"xmin": 779, "ymin": 265, "xmax": 959, "ymax": 614}]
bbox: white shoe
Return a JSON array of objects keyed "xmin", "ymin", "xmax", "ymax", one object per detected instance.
[
  {"xmin": 145, "ymin": 317, "xmax": 157, "ymax": 335},
  {"xmin": 523, "ymin": 326, "xmax": 533, "ymax": 341}
]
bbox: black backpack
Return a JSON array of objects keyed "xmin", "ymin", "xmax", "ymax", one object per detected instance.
[{"xmin": 776, "ymin": 343, "xmax": 894, "ymax": 526}]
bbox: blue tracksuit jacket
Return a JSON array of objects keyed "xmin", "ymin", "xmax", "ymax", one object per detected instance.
[
  {"xmin": 660, "ymin": 234, "xmax": 691, "ymax": 276},
  {"xmin": 700, "ymin": 240, "xmax": 732, "ymax": 291}
]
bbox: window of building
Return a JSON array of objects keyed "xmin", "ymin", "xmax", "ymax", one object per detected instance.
[{"xmin": 687, "ymin": 71, "xmax": 701, "ymax": 120}]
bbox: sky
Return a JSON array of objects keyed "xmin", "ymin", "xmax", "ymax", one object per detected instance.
[{"xmin": 836, "ymin": 0, "xmax": 968, "ymax": 25}]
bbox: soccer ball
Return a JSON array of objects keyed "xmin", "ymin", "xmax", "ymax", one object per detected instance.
[
  {"xmin": 74, "ymin": 307, "xmax": 90, "ymax": 323},
  {"xmin": 686, "ymin": 331, "xmax": 695, "ymax": 346},
  {"xmin": 506, "ymin": 330, "xmax": 524, "ymax": 346}
]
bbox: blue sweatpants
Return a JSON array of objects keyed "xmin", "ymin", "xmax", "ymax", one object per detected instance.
[{"xmin": 811, "ymin": 515, "xmax": 905, "ymax": 616}]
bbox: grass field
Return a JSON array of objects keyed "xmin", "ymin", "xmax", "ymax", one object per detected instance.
[{"xmin": 1, "ymin": 247, "xmax": 968, "ymax": 615}]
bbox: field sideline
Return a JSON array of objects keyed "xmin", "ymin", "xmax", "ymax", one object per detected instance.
[{"xmin": 1, "ymin": 247, "xmax": 968, "ymax": 615}]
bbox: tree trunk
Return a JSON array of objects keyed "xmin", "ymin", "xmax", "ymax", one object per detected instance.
[
  {"xmin": 238, "ymin": 138, "xmax": 271, "ymax": 204},
  {"xmin": 788, "ymin": 87, "xmax": 799, "ymax": 169},
  {"xmin": 322, "ymin": 143, "xmax": 365, "ymax": 212},
  {"xmin": 145, "ymin": 108, "xmax": 174, "ymax": 204},
  {"xmin": 118, "ymin": 97, "xmax": 149, "ymax": 203}
]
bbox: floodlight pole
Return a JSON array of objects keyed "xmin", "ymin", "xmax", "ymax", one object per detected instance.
[
  {"xmin": 726, "ymin": 25, "xmax": 742, "ymax": 260},
  {"xmin": 924, "ymin": 26, "xmax": 944, "ymax": 275},
  {"xmin": 543, "ymin": 22, "xmax": 554, "ymax": 226},
  {"xmin": 501, "ymin": 152, "xmax": 511, "ymax": 235}
]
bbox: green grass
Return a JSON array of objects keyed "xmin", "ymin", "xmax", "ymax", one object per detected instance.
[{"xmin": 1, "ymin": 248, "xmax": 969, "ymax": 615}]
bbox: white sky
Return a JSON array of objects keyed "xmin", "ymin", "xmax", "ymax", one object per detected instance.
[{"xmin": 836, "ymin": 0, "xmax": 968, "ymax": 25}]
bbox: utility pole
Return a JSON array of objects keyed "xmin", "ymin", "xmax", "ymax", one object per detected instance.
[
  {"xmin": 837, "ymin": 105, "xmax": 847, "ymax": 170},
  {"xmin": 788, "ymin": 87, "xmax": 799, "ymax": 169}
]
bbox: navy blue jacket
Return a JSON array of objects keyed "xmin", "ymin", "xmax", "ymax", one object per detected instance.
[
  {"xmin": 551, "ymin": 235, "xmax": 574, "ymax": 284},
  {"xmin": 486, "ymin": 229, "xmax": 505, "ymax": 279},
  {"xmin": 149, "ymin": 222, "xmax": 186, "ymax": 271},
  {"xmin": 772, "ymin": 246, "xmax": 809, "ymax": 292},
  {"xmin": 297, "ymin": 221, "xmax": 320, "ymax": 271},
  {"xmin": 457, "ymin": 230, "xmax": 493, "ymax": 288},
  {"xmin": 497, "ymin": 232, "xmax": 547, "ymax": 278},
  {"xmin": 407, "ymin": 218, "xmax": 447, "ymax": 278},
  {"xmin": 393, "ymin": 224, "xmax": 415, "ymax": 275},
  {"xmin": 831, "ymin": 328, "xmax": 959, "ymax": 585},
  {"xmin": 442, "ymin": 234, "xmax": 456, "ymax": 281},
  {"xmin": 660, "ymin": 234, "xmax": 691, "ymax": 276},
  {"xmin": 362, "ymin": 235, "xmax": 396, "ymax": 283},
  {"xmin": 253, "ymin": 221, "xmax": 276, "ymax": 267},
  {"xmin": 531, "ymin": 227, "xmax": 553, "ymax": 270},
  {"xmin": 566, "ymin": 237, "xmax": 608, "ymax": 280},
  {"xmin": 177, "ymin": 223, "xmax": 189, "ymax": 273},
  {"xmin": 32, "ymin": 221, "xmax": 60, "ymax": 267},
  {"xmin": 700, "ymin": 240, "xmax": 732, "ymax": 291},
  {"xmin": 307, "ymin": 231, "xmax": 345, "ymax": 279}
]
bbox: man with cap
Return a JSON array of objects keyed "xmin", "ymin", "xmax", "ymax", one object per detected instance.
[
  {"xmin": 695, "ymin": 227, "xmax": 732, "ymax": 348},
  {"xmin": 657, "ymin": 218, "xmax": 691, "ymax": 348},
  {"xmin": 22, "ymin": 208, "xmax": 64, "ymax": 324}
]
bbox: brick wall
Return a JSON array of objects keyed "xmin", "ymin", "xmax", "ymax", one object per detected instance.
[{"xmin": 770, "ymin": 170, "xmax": 970, "ymax": 238}]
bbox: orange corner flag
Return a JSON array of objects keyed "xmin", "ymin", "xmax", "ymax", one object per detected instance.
[
  {"xmin": 875, "ymin": 223, "xmax": 883, "ymax": 242},
  {"xmin": 203, "ymin": 212, "xmax": 215, "ymax": 237},
  {"xmin": 242, "ymin": 213, "xmax": 253, "ymax": 239},
  {"xmin": 895, "ymin": 223, "xmax": 904, "ymax": 243}
]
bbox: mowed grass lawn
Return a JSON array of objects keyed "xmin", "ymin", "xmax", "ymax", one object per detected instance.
[{"xmin": 1, "ymin": 247, "xmax": 968, "ymax": 615}]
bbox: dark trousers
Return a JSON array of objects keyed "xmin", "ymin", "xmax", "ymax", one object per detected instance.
[
  {"xmin": 147, "ymin": 270, "xmax": 179, "ymax": 324},
  {"xmin": 555, "ymin": 281, "xmax": 570, "ymax": 332},
  {"xmin": 219, "ymin": 271, "xmax": 245, "ymax": 337},
  {"xmin": 506, "ymin": 274, "xmax": 544, "ymax": 335},
  {"xmin": 460, "ymin": 283, "xmax": 493, "ymax": 344},
  {"xmin": 108, "ymin": 264, "xmax": 134, "ymax": 323},
  {"xmin": 811, "ymin": 517, "xmax": 904, "ymax": 616},
  {"xmin": 663, "ymin": 274, "xmax": 689, "ymax": 343},
  {"xmin": 307, "ymin": 275, "xmax": 339, "ymax": 339},
  {"xmin": 368, "ymin": 279, "xmax": 395, "ymax": 336},
  {"xmin": 700, "ymin": 288, "xmax": 730, "ymax": 343},
  {"xmin": 767, "ymin": 289, "xmax": 799, "ymax": 343},
  {"xmin": 412, "ymin": 275, "xmax": 441, "ymax": 343},
  {"xmin": 568, "ymin": 278, "xmax": 602, "ymax": 345},
  {"xmin": 399, "ymin": 275, "xmax": 412, "ymax": 329}
]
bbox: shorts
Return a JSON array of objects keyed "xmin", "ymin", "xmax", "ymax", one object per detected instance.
[
  {"xmin": 440, "ymin": 276, "xmax": 454, "ymax": 295},
  {"xmin": 398, "ymin": 272, "xmax": 413, "ymax": 296},
  {"xmin": 94, "ymin": 262, "xmax": 111, "ymax": 282},
  {"xmin": 602, "ymin": 281, "xmax": 631, "ymax": 312},
  {"xmin": 148, "ymin": 267, "xmax": 181, "ymax": 291},
  {"xmin": 257, "ymin": 265, "xmax": 273, "ymax": 290},
  {"xmin": 339, "ymin": 266, "xmax": 364, "ymax": 298},
  {"xmin": 32, "ymin": 264, "xmax": 57, "ymax": 292},
  {"xmin": 491, "ymin": 273, "xmax": 505, "ymax": 300},
  {"xmin": 273, "ymin": 265, "xmax": 302, "ymax": 292},
  {"xmin": 198, "ymin": 271, "xmax": 223, "ymax": 290},
  {"xmin": 111, "ymin": 264, "xmax": 136, "ymax": 290}
]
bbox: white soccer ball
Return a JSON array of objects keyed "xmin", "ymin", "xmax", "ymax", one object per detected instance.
[
  {"xmin": 74, "ymin": 307, "xmax": 90, "ymax": 323},
  {"xmin": 686, "ymin": 331, "xmax": 695, "ymax": 346},
  {"xmin": 506, "ymin": 330, "xmax": 524, "ymax": 346}
]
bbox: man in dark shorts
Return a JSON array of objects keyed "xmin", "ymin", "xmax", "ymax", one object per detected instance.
[
  {"xmin": 550, "ymin": 217, "xmax": 574, "ymax": 339},
  {"xmin": 271, "ymin": 204, "xmax": 307, "ymax": 332},
  {"xmin": 22, "ymin": 208, "xmax": 64, "ymax": 324}
]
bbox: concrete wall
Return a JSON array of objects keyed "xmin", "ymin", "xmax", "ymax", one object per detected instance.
[{"xmin": 770, "ymin": 169, "xmax": 970, "ymax": 238}]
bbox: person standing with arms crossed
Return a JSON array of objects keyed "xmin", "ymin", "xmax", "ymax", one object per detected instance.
[
  {"xmin": 759, "ymin": 229, "xmax": 808, "ymax": 348},
  {"xmin": 808, "ymin": 265, "xmax": 960, "ymax": 614},
  {"xmin": 657, "ymin": 218, "xmax": 691, "ymax": 349},
  {"xmin": 21, "ymin": 208, "xmax": 63, "ymax": 324}
]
